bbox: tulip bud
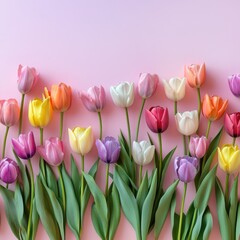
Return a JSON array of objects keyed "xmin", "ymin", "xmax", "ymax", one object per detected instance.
[
  {"xmin": 80, "ymin": 85, "xmax": 106, "ymax": 112},
  {"xmin": 0, "ymin": 158, "xmax": 19, "ymax": 184},
  {"xmin": 0, "ymin": 99, "xmax": 20, "ymax": 127},
  {"xmin": 110, "ymin": 82, "xmax": 134, "ymax": 108},
  {"xmin": 174, "ymin": 156, "xmax": 199, "ymax": 183},
  {"xmin": 96, "ymin": 136, "xmax": 121, "ymax": 164},
  {"xmin": 218, "ymin": 144, "xmax": 240, "ymax": 174},
  {"xmin": 228, "ymin": 74, "xmax": 240, "ymax": 97},
  {"xmin": 175, "ymin": 110, "xmax": 198, "ymax": 136},
  {"xmin": 12, "ymin": 131, "xmax": 36, "ymax": 160},
  {"xmin": 162, "ymin": 77, "xmax": 186, "ymax": 101},
  {"xmin": 202, "ymin": 94, "xmax": 228, "ymax": 121},
  {"xmin": 132, "ymin": 140, "xmax": 155, "ymax": 166},
  {"xmin": 189, "ymin": 135, "xmax": 209, "ymax": 159},
  {"xmin": 145, "ymin": 106, "xmax": 169, "ymax": 133},
  {"xmin": 138, "ymin": 73, "xmax": 158, "ymax": 99},
  {"xmin": 224, "ymin": 112, "xmax": 240, "ymax": 138},
  {"xmin": 17, "ymin": 64, "xmax": 39, "ymax": 94}
]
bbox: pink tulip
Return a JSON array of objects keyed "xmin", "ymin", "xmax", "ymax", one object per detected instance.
[
  {"xmin": 17, "ymin": 64, "xmax": 39, "ymax": 94},
  {"xmin": 37, "ymin": 137, "xmax": 64, "ymax": 166},
  {"xmin": 138, "ymin": 73, "xmax": 159, "ymax": 98},
  {"xmin": 79, "ymin": 85, "xmax": 106, "ymax": 112},
  {"xmin": 189, "ymin": 135, "xmax": 210, "ymax": 159},
  {"xmin": 0, "ymin": 99, "xmax": 20, "ymax": 127},
  {"xmin": 224, "ymin": 112, "xmax": 240, "ymax": 138}
]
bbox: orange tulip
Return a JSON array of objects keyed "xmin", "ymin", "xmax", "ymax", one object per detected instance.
[
  {"xmin": 202, "ymin": 94, "xmax": 228, "ymax": 121},
  {"xmin": 45, "ymin": 83, "xmax": 72, "ymax": 112}
]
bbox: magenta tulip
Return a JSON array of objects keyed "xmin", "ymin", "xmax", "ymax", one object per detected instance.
[
  {"xmin": 224, "ymin": 112, "xmax": 240, "ymax": 138},
  {"xmin": 145, "ymin": 106, "xmax": 169, "ymax": 133},
  {"xmin": 37, "ymin": 137, "xmax": 64, "ymax": 166},
  {"xmin": 0, "ymin": 158, "xmax": 19, "ymax": 184},
  {"xmin": 189, "ymin": 135, "xmax": 209, "ymax": 159}
]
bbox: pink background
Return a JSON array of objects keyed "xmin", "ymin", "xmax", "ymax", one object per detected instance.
[{"xmin": 0, "ymin": 1, "xmax": 240, "ymax": 239}]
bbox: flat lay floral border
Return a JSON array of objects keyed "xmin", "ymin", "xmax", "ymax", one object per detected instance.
[{"xmin": 0, "ymin": 64, "xmax": 239, "ymax": 240}]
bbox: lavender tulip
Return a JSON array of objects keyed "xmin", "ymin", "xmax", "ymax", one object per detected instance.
[
  {"xmin": 12, "ymin": 131, "xmax": 36, "ymax": 160},
  {"xmin": 189, "ymin": 135, "xmax": 209, "ymax": 159},
  {"xmin": 174, "ymin": 156, "xmax": 199, "ymax": 183},
  {"xmin": 0, "ymin": 158, "xmax": 19, "ymax": 184},
  {"xmin": 228, "ymin": 74, "xmax": 240, "ymax": 97},
  {"xmin": 96, "ymin": 136, "xmax": 121, "ymax": 164}
]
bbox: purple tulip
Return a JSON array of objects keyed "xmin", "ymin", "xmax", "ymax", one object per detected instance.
[
  {"xmin": 174, "ymin": 156, "xmax": 199, "ymax": 183},
  {"xmin": 37, "ymin": 137, "xmax": 64, "ymax": 166},
  {"xmin": 189, "ymin": 135, "xmax": 209, "ymax": 159},
  {"xmin": 0, "ymin": 158, "xmax": 19, "ymax": 184},
  {"xmin": 96, "ymin": 136, "xmax": 121, "ymax": 164},
  {"xmin": 228, "ymin": 74, "xmax": 240, "ymax": 97},
  {"xmin": 12, "ymin": 131, "xmax": 36, "ymax": 160}
]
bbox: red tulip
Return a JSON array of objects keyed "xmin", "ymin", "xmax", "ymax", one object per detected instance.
[{"xmin": 224, "ymin": 112, "xmax": 240, "ymax": 138}]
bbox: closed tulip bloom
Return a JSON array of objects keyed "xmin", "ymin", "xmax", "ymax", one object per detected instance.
[
  {"xmin": 0, "ymin": 158, "xmax": 19, "ymax": 184},
  {"xmin": 110, "ymin": 82, "xmax": 134, "ymax": 108},
  {"xmin": 132, "ymin": 140, "xmax": 155, "ymax": 166},
  {"xmin": 28, "ymin": 96, "xmax": 52, "ymax": 128},
  {"xmin": 184, "ymin": 63, "xmax": 206, "ymax": 88},
  {"xmin": 138, "ymin": 73, "xmax": 158, "ymax": 99},
  {"xmin": 17, "ymin": 64, "xmax": 39, "ymax": 94},
  {"xmin": 174, "ymin": 156, "xmax": 199, "ymax": 183},
  {"xmin": 202, "ymin": 94, "xmax": 228, "ymax": 121},
  {"xmin": 189, "ymin": 135, "xmax": 209, "ymax": 159},
  {"xmin": 96, "ymin": 136, "xmax": 121, "ymax": 164},
  {"xmin": 224, "ymin": 112, "xmax": 240, "ymax": 138},
  {"xmin": 45, "ymin": 83, "xmax": 72, "ymax": 112},
  {"xmin": 145, "ymin": 106, "xmax": 169, "ymax": 133},
  {"xmin": 37, "ymin": 137, "xmax": 64, "ymax": 166},
  {"xmin": 218, "ymin": 144, "xmax": 240, "ymax": 174},
  {"xmin": 0, "ymin": 99, "xmax": 20, "ymax": 127},
  {"xmin": 80, "ymin": 85, "xmax": 106, "ymax": 112},
  {"xmin": 175, "ymin": 110, "xmax": 198, "ymax": 136},
  {"xmin": 162, "ymin": 77, "xmax": 186, "ymax": 101},
  {"xmin": 12, "ymin": 131, "xmax": 36, "ymax": 160},
  {"xmin": 68, "ymin": 126, "xmax": 94, "ymax": 156},
  {"xmin": 228, "ymin": 74, "xmax": 240, "ymax": 97}
]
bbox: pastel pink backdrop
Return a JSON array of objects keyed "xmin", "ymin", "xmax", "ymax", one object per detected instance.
[{"xmin": 0, "ymin": 1, "xmax": 240, "ymax": 239}]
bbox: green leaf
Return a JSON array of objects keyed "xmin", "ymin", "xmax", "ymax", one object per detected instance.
[
  {"xmin": 70, "ymin": 155, "xmax": 81, "ymax": 201},
  {"xmin": 236, "ymin": 203, "xmax": 240, "ymax": 240},
  {"xmin": 181, "ymin": 203, "xmax": 195, "ymax": 240},
  {"xmin": 170, "ymin": 193, "xmax": 179, "ymax": 240},
  {"xmin": 154, "ymin": 180, "xmax": 179, "ymax": 239},
  {"xmin": 141, "ymin": 171, "xmax": 157, "ymax": 240},
  {"xmin": 45, "ymin": 164, "xmax": 59, "ymax": 197},
  {"xmin": 61, "ymin": 163, "xmax": 80, "ymax": 239},
  {"xmin": 114, "ymin": 166, "xmax": 141, "ymax": 240},
  {"xmin": 31, "ymin": 198, "xmax": 39, "ymax": 240},
  {"xmin": 199, "ymin": 207, "xmax": 213, "ymax": 240},
  {"xmin": 14, "ymin": 183, "xmax": 25, "ymax": 228},
  {"xmin": 191, "ymin": 210, "xmax": 204, "ymax": 239},
  {"xmin": 147, "ymin": 133, "xmax": 159, "ymax": 169},
  {"xmin": 136, "ymin": 172, "xmax": 149, "ymax": 212},
  {"xmin": 215, "ymin": 178, "xmax": 231, "ymax": 240}
]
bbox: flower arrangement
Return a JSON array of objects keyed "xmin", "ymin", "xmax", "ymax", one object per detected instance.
[{"xmin": 0, "ymin": 64, "xmax": 239, "ymax": 240}]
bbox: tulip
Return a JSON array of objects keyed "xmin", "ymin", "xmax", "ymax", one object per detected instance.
[
  {"xmin": 68, "ymin": 126, "xmax": 94, "ymax": 156},
  {"xmin": 37, "ymin": 137, "xmax": 64, "ymax": 166},
  {"xmin": 138, "ymin": 73, "xmax": 158, "ymax": 99},
  {"xmin": 224, "ymin": 112, "xmax": 240, "ymax": 139},
  {"xmin": 228, "ymin": 74, "xmax": 240, "ymax": 97},
  {"xmin": 175, "ymin": 110, "xmax": 198, "ymax": 136},
  {"xmin": 12, "ymin": 131, "xmax": 36, "ymax": 160},
  {"xmin": 145, "ymin": 106, "xmax": 169, "ymax": 133},
  {"xmin": 184, "ymin": 63, "xmax": 206, "ymax": 88},
  {"xmin": 189, "ymin": 135, "xmax": 209, "ymax": 159},
  {"xmin": 110, "ymin": 82, "xmax": 134, "ymax": 108},
  {"xmin": 28, "ymin": 96, "xmax": 52, "ymax": 128},
  {"xmin": 17, "ymin": 64, "xmax": 39, "ymax": 94},
  {"xmin": 80, "ymin": 85, "xmax": 106, "ymax": 112},
  {"xmin": 0, "ymin": 158, "xmax": 19, "ymax": 184}
]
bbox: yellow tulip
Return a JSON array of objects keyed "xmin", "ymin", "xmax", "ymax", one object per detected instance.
[
  {"xmin": 68, "ymin": 126, "xmax": 94, "ymax": 156},
  {"xmin": 218, "ymin": 144, "xmax": 240, "ymax": 174},
  {"xmin": 28, "ymin": 97, "xmax": 52, "ymax": 128}
]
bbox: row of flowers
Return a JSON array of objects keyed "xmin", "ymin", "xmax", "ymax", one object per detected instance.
[{"xmin": 0, "ymin": 64, "xmax": 239, "ymax": 240}]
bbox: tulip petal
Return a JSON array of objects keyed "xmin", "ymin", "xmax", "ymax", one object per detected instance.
[
  {"xmin": 143, "ymin": 145, "xmax": 155, "ymax": 165},
  {"xmin": 145, "ymin": 109, "xmax": 158, "ymax": 133},
  {"xmin": 96, "ymin": 139, "xmax": 107, "ymax": 163},
  {"xmin": 68, "ymin": 128, "xmax": 80, "ymax": 154},
  {"xmin": 132, "ymin": 141, "xmax": 144, "ymax": 165},
  {"xmin": 177, "ymin": 161, "xmax": 197, "ymax": 183}
]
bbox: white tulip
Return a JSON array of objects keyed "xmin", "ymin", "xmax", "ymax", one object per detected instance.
[
  {"xmin": 162, "ymin": 77, "xmax": 186, "ymax": 101},
  {"xmin": 132, "ymin": 140, "xmax": 155, "ymax": 166},
  {"xmin": 110, "ymin": 82, "xmax": 134, "ymax": 108},
  {"xmin": 175, "ymin": 110, "xmax": 199, "ymax": 136}
]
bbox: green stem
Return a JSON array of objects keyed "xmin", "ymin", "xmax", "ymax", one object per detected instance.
[
  {"xmin": 98, "ymin": 111, "xmax": 103, "ymax": 140},
  {"xmin": 139, "ymin": 165, "xmax": 143, "ymax": 187},
  {"xmin": 39, "ymin": 128, "xmax": 46, "ymax": 178},
  {"xmin": 187, "ymin": 208, "xmax": 197, "ymax": 240},
  {"xmin": 232, "ymin": 137, "xmax": 236, "ymax": 146},
  {"xmin": 80, "ymin": 155, "xmax": 85, "ymax": 205},
  {"xmin": 58, "ymin": 165, "xmax": 66, "ymax": 214},
  {"xmin": 125, "ymin": 107, "xmax": 132, "ymax": 157},
  {"xmin": 2, "ymin": 126, "xmax": 9, "ymax": 158},
  {"xmin": 105, "ymin": 164, "xmax": 110, "ymax": 196},
  {"xmin": 135, "ymin": 98, "xmax": 146, "ymax": 141},
  {"xmin": 27, "ymin": 159, "xmax": 34, "ymax": 240},
  {"xmin": 225, "ymin": 173, "xmax": 230, "ymax": 207},
  {"xmin": 197, "ymin": 87, "xmax": 201, "ymax": 123},
  {"xmin": 187, "ymin": 136, "xmax": 190, "ymax": 155},
  {"xmin": 206, "ymin": 120, "xmax": 212, "ymax": 139},
  {"xmin": 177, "ymin": 183, "xmax": 187, "ymax": 240},
  {"xmin": 158, "ymin": 132, "xmax": 162, "ymax": 178},
  {"xmin": 60, "ymin": 112, "xmax": 64, "ymax": 140},
  {"xmin": 18, "ymin": 93, "xmax": 25, "ymax": 135},
  {"xmin": 182, "ymin": 135, "xmax": 187, "ymax": 155},
  {"xmin": 174, "ymin": 101, "xmax": 178, "ymax": 115}
]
